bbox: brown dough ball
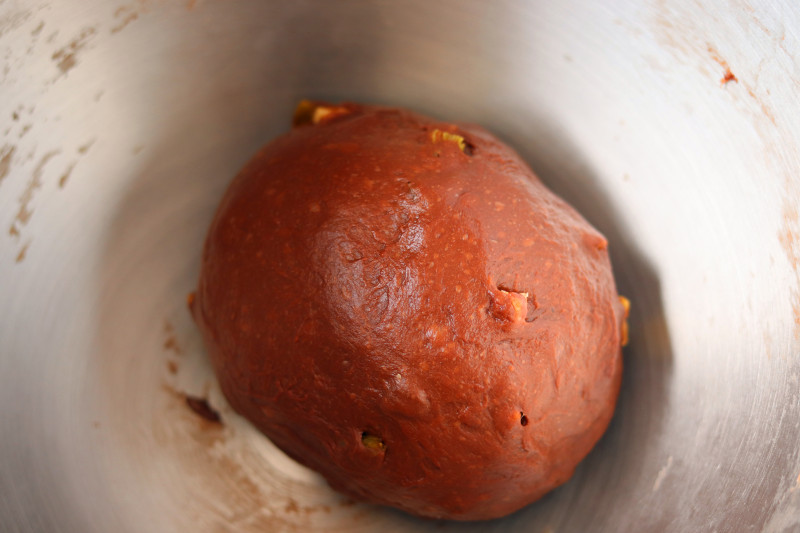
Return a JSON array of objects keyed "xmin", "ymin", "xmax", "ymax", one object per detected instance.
[{"xmin": 191, "ymin": 102, "xmax": 626, "ymax": 521}]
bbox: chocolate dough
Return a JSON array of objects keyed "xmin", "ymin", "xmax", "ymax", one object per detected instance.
[{"xmin": 191, "ymin": 102, "xmax": 626, "ymax": 521}]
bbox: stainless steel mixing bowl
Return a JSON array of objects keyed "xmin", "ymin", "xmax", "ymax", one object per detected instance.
[{"xmin": 2, "ymin": 1, "xmax": 799, "ymax": 531}]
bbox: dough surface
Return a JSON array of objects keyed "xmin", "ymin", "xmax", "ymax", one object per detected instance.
[{"xmin": 192, "ymin": 102, "xmax": 626, "ymax": 520}]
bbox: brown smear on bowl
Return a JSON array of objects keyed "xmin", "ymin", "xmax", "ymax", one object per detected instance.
[
  {"xmin": 58, "ymin": 162, "xmax": 76, "ymax": 188},
  {"xmin": 185, "ymin": 395, "xmax": 222, "ymax": 424},
  {"xmin": 158, "ymin": 383, "xmax": 226, "ymax": 446},
  {"xmin": 77, "ymin": 139, "xmax": 95, "ymax": 154},
  {"xmin": 779, "ymin": 202, "xmax": 800, "ymax": 338},
  {"xmin": 651, "ymin": 6, "xmax": 777, "ymax": 125},
  {"xmin": 162, "ymin": 320, "xmax": 183, "ymax": 355},
  {"xmin": 151, "ymin": 382, "xmax": 365, "ymax": 532},
  {"xmin": 110, "ymin": 0, "xmax": 160, "ymax": 34},
  {"xmin": 652, "ymin": 2, "xmax": 798, "ymax": 339},
  {"xmin": 721, "ymin": 68, "xmax": 737, "ymax": 85},
  {"xmin": 9, "ymin": 150, "xmax": 59, "ymax": 237},
  {"xmin": 0, "ymin": 145, "xmax": 16, "ymax": 184},
  {"xmin": 51, "ymin": 27, "xmax": 96, "ymax": 76},
  {"xmin": 15, "ymin": 240, "xmax": 30, "ymax": 263},
  {"xmin": 706, "ymin": 44, "xmax": 738, "ymax": 86}
]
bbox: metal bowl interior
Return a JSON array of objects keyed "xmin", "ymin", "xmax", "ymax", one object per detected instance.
[{"xmin": 1, "ymin": 1, "xmax": 799, "ymax": 532}]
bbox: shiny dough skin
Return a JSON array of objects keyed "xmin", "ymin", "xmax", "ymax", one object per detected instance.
[{"xmin": 191, "ymin": 103, "xmax": 625, "ymax": 521}]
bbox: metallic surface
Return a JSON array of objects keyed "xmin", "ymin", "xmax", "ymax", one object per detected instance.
[{"xmin": 1, "ymin": 1, "xmax": 799, "ymax": 531}]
